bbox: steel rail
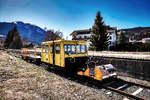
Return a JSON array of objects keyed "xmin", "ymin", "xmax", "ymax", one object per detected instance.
[
  {"xmin": 117, "ymin": 78, "xmax": 150, "ymax": 90},
  {"xmin": 103, "ymin": 78, "xmax": 150, "ymax": 100},
  {"xmin": 103, "ymin": 85, "xmax": 146, "ymax": 100}
]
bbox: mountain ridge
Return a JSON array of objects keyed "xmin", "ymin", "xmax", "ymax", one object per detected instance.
[{"xmin": 0, "ymin": 21, "xmax": 46, "ymax": 43}]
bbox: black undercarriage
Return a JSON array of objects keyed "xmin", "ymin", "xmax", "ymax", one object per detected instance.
[{"xmin": 65, "ymin": 56, "xmax": 88, "ymax": 73}]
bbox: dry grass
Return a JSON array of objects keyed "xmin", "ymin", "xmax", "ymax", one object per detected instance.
[{"xmin": 0, "ymin": 50, "xmax": 107, "ymax": 100}]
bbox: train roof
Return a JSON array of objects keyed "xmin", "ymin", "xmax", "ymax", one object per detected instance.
[{"xmin": 42, "ymin": 40, "xmax": 86, "ymax": 45}]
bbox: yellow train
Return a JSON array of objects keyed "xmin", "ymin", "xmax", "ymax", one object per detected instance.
[{"xmin": 22, "ymin": 40, "xmax": 117, "ymax": 81}]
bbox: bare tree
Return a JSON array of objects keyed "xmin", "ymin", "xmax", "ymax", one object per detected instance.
[{"xmin": 43, "ymin": 29, "xmax": 63, "ymax": 42}]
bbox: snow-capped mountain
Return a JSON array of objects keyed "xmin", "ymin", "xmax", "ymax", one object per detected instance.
[{"xmin": 0, "ymin": 21, "xmax": 46, "ymax": 43}]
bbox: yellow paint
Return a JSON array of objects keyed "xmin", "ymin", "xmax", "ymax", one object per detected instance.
[
  {"xmin": 41, "ymin": 44, "xmax": 49, "ymax": 63},
  {"xmin": 84, "ymin": 67, "xmax": 90, "ymax": 76},
  {"xmin": 34, "ymin": 48, "xmax": 36, "ymax": 56},
  {"xmin": 94, "ymin": 66, "xmax": 102, "ymax": 80},
  {"xmin": 78, "ymin": 66, "xmax": 103, "ymax": 81},
  {"xmin": 55, "ymin": 43, "xmax": 61, "ymax": 66},
  {"xmin": 77, "ymin": 71, "xmax": 83, "ymax": 75},
  {"xmin": 41, "ymin": 40, "xmax": 88, "ymax": 67},
  {"xmin": 23, "ymin": 48, "xmax": 28, "ymax": 59},
  {"xmin": 49, "ymin": 44, "xmax": 53, "ymax": 65}
]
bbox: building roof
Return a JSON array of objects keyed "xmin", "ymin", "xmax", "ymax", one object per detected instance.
[
  {"xmin": 70, "ymin": 26, "xmax": 117, "ymax": 36},
  {"xmin": 70, "ymin": 29, "xmax": 92, "ymax": 36},
  {"xmin": 42, "ymin": 39, "xmax": 86, "ymax": 44}
]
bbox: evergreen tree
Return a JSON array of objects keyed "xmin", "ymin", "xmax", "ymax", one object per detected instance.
[
  {"xmin": 90, "ymin": 11, "xmax": 109, "ymax": 51},
  {"xmin": 4, "ymin": 26, "xmax": 23, "ymax": 49},
  {"xmin": 117, "ymin": 30, "xmax": 129, "ymax": 44},
  {"xmin": 4, "ymin": 28, "xmax": 14, "ymax": 48}
]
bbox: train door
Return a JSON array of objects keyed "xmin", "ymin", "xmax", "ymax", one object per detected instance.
[
  {"xmin": 45, "ymin": 45, "xmax": 49, "ymax": 63},
  {"xmin": 42, "ymin": 45, "xmax": 49, "ymax": 63},
  {"xmin": 49, "ymin": 44, "xmax": 53, "ymax": 65},
  {"xmin": 55, "ymin": 43, "xmax": 61, "ymax": 66}
]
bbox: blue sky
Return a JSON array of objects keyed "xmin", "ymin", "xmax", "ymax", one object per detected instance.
[{"xmin": 0, "ymin": 0, "xmax": 150, "ymax": 39}]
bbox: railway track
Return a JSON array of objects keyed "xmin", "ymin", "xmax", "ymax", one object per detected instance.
[
  {"xmin": 102, "ymin": 78, "xmax": 150, "ymax": 100},
  {"xmin": 5, "ymin": 49, "xmax": 150, "ymax": 100},
  {"xmin": 40, "ymin": 63, "xmax": 150, "ymax": 100},
  {"xmin": 39, "ymin": 62, "xmax": 150, "ymax": 100}
]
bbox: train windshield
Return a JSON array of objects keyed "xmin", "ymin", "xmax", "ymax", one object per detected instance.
[
  {"xmin": 64, "ymin": 44, "xmax": 76, "ymax": 54},
  {"xmin": 64, "ymin": 44, "xmax": 87, "ymax": 54},
  {"xmin": 77, "ymin": 44, "xmax": 87, "ymax": 54}
]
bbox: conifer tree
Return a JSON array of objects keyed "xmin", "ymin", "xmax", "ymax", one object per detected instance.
[
  {"xmin": 4, "ymin": 26, "xmax": 23, "ymax": 49},
  {"xmin": 117, "ymin": 30, "xmax": 129, "ymax": 45},
  {"xmin": 90, "ymin": 11, "xmax": 109, "ymax": 51},
  {"xmin": 4, "ymin": 28, "xmax": 14, "ymax": 48}
]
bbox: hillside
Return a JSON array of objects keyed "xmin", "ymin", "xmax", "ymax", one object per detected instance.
[
  {"xmin": 0, "ymin": 21, "xmax": 46, "ymax": 43},
  {"xmin": 119, "ymin": 27, "xmax": 150, "ymax": 40},
  {"xmin": 121, "ymin": 27, "xmax": 150, "ymax": 33}
]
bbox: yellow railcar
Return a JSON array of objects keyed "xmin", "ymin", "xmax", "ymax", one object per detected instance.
[
  {"xmin": 22, "ymin": 39, "xmax": 118, "ymax": 81},
  {"xmin": 41, "ymin": 40, "xmax": 88, "ymax": 71}
]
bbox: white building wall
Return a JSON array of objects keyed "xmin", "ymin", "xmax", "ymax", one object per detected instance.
[
  {"xmin": 108, "ymin": 30, "xmax": 116, "ymax": 47},
  {"xmin": 86, "ymin": 40, "xmax": 91, "ymax": 48},
  {"xmin": 76, "ymin": 34, "xmax": 91, "ymax": 38},
  {"xmin": 73, "ymin": 30, "xmax": 116, "ymax": 49}
]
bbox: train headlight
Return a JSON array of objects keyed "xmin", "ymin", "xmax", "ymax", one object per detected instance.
[{"xmin": 70, "ymin": 57, "xmax": 75, "ymax": 63}]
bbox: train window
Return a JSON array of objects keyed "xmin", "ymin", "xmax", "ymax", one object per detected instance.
[
  {"xmin": 56, "ymin": 44, "xmax": 60, "ymax": 54},
  {"xmin": 77, "ymin": 45, "xmax": 87, "ymax": 54},
  {"xmin": 81, "ymin": 45, "xmax": 86, "ymax": 53},
  {"xmin": 77, "ymin": 45, "xmax": 81, "ymax": 54},
  {"xmin": 42, "ymin": 45, "xmax": 48, "ymax": 53},
  {"xmin": 72, "ymin": 45, "xmax": 76, "ymax": 54},
  {"xmin": 68, "ymin": 45, "xmax": 71, "ymax": 52},
  {"xmin": 50, "ymin": 45, "xmax": 53, "ymax": 53},
  {"xmin": 64, "ymin": 44, "xmax": 76, "ymax": 54},
  {"xmin": 45, "ymin": 45, "xmax": 49, "ymax": 54},
  {"xmin": 64, "ymin": 45, "xmax": 67, "ymax": 53},
  {"xmin": 42, "ymin": 46, "xmax": 45, "ymax": 53}
]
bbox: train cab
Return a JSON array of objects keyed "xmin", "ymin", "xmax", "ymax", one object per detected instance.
[{"xmin": 41, "ymin": 40, "xmax": 88, "ymax": 71}]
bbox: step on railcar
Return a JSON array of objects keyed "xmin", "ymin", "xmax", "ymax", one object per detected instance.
[{"xmin": 22, "ymin": 40, "xmax": 118, "ymax": 81}]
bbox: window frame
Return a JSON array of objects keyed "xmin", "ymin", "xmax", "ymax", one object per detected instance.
[{"xmin": 55, "ymin": 44, "xmax": 60, "ymax": 54}]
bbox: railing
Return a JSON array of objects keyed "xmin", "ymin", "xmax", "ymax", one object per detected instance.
[
  {"xmin": 88, "ymin": 51, "xmax": 150, "ymax": 60},
  {"xmin": 22, "ymin": 48, "xmax": 41, "ymax": 59}
]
